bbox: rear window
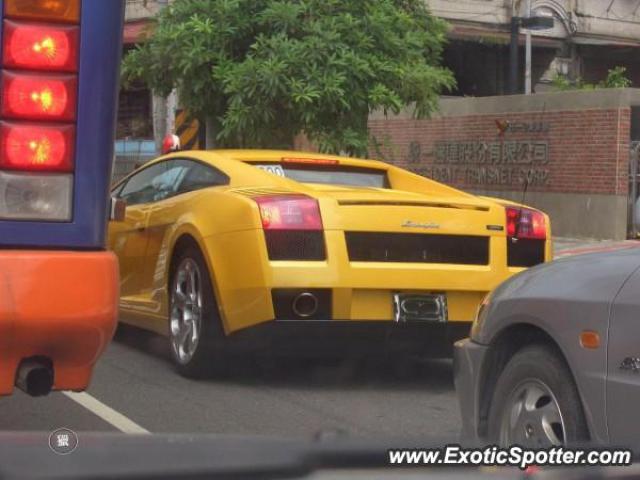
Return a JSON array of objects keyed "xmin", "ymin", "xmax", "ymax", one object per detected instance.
[{"xmin": 251, "ymin": 163, "xmax": 389, "ymax": 188}]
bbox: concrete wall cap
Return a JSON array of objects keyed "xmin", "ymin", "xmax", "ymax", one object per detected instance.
[{"xmin": 370, "ymin": 88, "xmax": 640, "ymax": 120}]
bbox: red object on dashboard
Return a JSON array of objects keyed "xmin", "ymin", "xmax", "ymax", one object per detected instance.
[
  {"xmin": 0, "ymin": 121, "xmax": 75, "ymax": 172},
  {"xmin": 506, "ymin": 206, "xmax": 546, "ymax": 240},
  {"xmin": 1, "ymin": 71, "xmax": 77, "ymax": 121},
  {"xmin": 2, "ymin": 20, "xmax": 79, "ymax": 72},
  {"xmin": 255, "ymin": 195, "xmax": 324, "ymax": 231}
]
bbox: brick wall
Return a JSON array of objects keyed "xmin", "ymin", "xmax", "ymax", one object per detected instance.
[
  {"xmin": 366, "ymin": 108, "xmax": 630, "ymax": 197},
  {"xmin": 295, "ymin": 107, "xmax": 631, "ymax": 196}
]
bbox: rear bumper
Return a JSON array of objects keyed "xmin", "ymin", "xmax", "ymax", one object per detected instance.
[
  {"xmin": 204, "ymin": 231, "xmax": 541, "ymax": 334},
  {"xmin": 0, "ymin": 251, "xmax": 118, "ymax": 395},
  {"xmin": 453, "ymin": 337, "xmax": 489, "ymax": 444},
  {"xmin": 225, "ymin": 320, "xmax": 471, "ymax": 358}
]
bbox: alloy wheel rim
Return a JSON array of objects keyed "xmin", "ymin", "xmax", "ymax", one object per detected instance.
[
  {"xmin": 499, "ymin": 379, "xmax": 566, "ymax": 447},
  {"xmin": 170, "ymin": 258, "xmax": 203, "ymax": 365}
]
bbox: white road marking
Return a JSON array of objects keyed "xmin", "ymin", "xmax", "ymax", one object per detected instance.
[{"xmin": 62, "ymin": 391, "xmax": 150, "ymax": 434}]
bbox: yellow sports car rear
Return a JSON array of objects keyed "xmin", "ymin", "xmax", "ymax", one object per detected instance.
[{"xmin": 108, "ymin": 150, "xmax": 552, "ymax": 376}]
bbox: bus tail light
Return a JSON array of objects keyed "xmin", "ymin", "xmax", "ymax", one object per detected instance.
[
  {"xmin": 2, "ymin": 71, "xmax": 77, "ymax": 121},
  {"xmin": 0, "ymin": 170, "xmax": 72, "ymax": 220},
  {"xmin": 0, "ymin": 2, "xmax": 79, "ymax": 221},
  {"xmin": 4, "ymin": 0, "xmax": 80, "ymax": 23},
  {"xmin": 0, "ymin": 122, "xmax": 75, "ymax": 172},
  {"xmin": 2, "ymin": 20, "xmax": 79, "ymax": 72}
]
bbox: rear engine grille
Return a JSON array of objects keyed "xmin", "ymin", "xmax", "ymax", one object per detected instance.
[
  {"xmin": 265, "ymin": 230, "xmax": 326, "ymax": 261},
  {"xmin": 345, "ymin": 232, "xmax": 489, "ymax": 265},
  {"xmin": 507, "ymin": 238, "xmax": 545, "ymax": 267}
]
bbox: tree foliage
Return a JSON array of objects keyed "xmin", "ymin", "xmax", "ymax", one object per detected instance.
[
  {"xmin": 552, "ymin": 66, "xmax": 632, "ymax": 91},
  {"xmin": 122, "ymin": 0, "xmax": 455, "ymax": 155}
]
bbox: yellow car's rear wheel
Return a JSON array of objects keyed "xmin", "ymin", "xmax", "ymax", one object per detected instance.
[{"xmin": 169, "ymin": 245, "xmax": 225, "ymax": 377}]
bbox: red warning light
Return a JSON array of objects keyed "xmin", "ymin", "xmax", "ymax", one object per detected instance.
[
  {"xmin": 2, "ymin": 20, "xmax": 79, "ymax": 72},
  {"xmin": 0, "ymin": 121, "xmax": 75, "ymax": 172},
  {"xmin": 2, "ymin": 71, "xmax": 77, "ymax": 121}
]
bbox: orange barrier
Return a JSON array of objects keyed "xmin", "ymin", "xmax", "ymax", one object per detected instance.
[{"xmin": 0, "ymin": 251, "xmax": 118, "ymax": 395}]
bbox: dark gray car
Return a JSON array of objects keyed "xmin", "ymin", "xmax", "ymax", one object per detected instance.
[{"xmin": 454, "ymin": 247, "xmax": 640, "ymax": 448}]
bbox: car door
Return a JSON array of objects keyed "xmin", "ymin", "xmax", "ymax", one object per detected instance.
[
  {"xmin": 108, "ymin": 160, "xmax": 182, "ymax": 301},
  {"xmin": 606, "ymin": 263, "xmax": 640, "ymax": 447},
  {"xmin": 143, "ymin": 159, "xmax": 230, "ymax": 314}
]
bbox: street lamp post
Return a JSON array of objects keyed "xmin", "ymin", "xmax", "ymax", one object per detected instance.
[
  {"xmin": 508, "ymin": 14, "xmax": 554, "ymax": 95},
  {"xmin": 509, "ymin": 17, "xmax": 520, "ymax": 95},
  {"xmin": 525, "ymin": 0, "xmax": 532, "ymax": 94}
]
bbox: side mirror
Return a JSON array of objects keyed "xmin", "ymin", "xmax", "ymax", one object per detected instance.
[{"xmin": 110, "ymin": 197, "xmax": 127, "ymax": 222}]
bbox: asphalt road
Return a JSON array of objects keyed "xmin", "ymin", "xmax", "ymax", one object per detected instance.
[
  {"xmin": 0, "ymin": 327, "xmax": 458, "ymax": 438},
  {"xmin": 1, "ymin": 239, "xmax": 638, "ymax": 441}
]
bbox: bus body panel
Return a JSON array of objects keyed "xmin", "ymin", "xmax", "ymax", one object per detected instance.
[
  {"xmin": 0, "ymin": 251, "xmax": 118, "ymax": 394},
  {"xmin": 0, "ymin": 0, "xmax": 124, "ymax": 249}
]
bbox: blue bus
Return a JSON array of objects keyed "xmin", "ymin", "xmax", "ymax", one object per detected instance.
[{"xmin": 0, "ymin": 0, "xmax": 124, "ymax": 396}]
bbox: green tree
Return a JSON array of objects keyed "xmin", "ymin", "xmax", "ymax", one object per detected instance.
[
  {"xmin": 552, "ymin": 66, "xmax": 632, "ymax": 91},
  {"xmin": 122, "ymin": 0, "xmax": 454, "ymax": 155}
]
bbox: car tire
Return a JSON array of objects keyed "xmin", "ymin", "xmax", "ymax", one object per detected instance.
[
  {"xmin": 487, "ymin": 344, "xmax": 589, "ymax": 447},
  {"xmin": 168, "ymin": 245, "xmax": 226, "ymax": 378}
]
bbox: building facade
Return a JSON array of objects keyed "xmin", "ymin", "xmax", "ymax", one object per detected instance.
[{"xmin": 432, "ymin": 0, "xmax": 640, "ymax": 96}]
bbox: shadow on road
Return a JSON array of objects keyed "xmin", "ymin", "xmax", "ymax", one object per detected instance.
[{"xmin": 113, "ymin": 324, "xmax": 455, "ymax": 392}]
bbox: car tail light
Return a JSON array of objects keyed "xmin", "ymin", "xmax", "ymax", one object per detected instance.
[
  {"xmin": 255, "ymin": 195, "xmax": 323, "ymax": 231},
  {"xmin": 4, "ymin": 0, "xmax": 80, "ymax": 23},
  {"xmin": 2, "ymin": 71, "xmax": 77, "ymax": 120},
  {"xmin": 2, "ymin": 20, "xmax": 79, "ymax": 72},
  {"xmin": 506, "ymin": 206, "xmax": 546, "ymax": 240},
  {"xmin": 0, "ymin": 0, "xmax": 79, "ymax": 221}
]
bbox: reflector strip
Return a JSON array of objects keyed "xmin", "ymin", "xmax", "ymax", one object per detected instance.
[{"xmin": 4, "ymin": 0, "xmax": 80, "ymax": 24}]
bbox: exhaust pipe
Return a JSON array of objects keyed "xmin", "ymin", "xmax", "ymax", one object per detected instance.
[
  {"xmin": 292, "ymin": 292, "xmax": 319, "ymax": 318},
  {"xmin": 15, "ymin": 358, "xmax": 54, "ymax": 397}
]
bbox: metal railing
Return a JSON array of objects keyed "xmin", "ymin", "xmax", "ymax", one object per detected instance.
[{"xmin": 112, "ymin": 139, "xmax": 157, "ymax": 183}]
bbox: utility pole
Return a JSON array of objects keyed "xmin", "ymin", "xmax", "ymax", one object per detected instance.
[
  {"xmin": 509, "ymin": 17, "xmax": 519, "ymax": 94},
  {"xmin": 150, "ymin": 0, "xmax": 170, "ymax": 152},
  {"xmin": 525, "ymin": 0, "xmax": 532, "ymax": 94},
  {"xmin": 508, "ymin": 5, "xmax": 553, "ymax": 95}
]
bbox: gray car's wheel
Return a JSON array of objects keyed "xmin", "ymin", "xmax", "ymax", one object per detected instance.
[
  {"xmin": 169, "ymin": 245, "xmax": 225, "ymax": 378},
  {"xmin": 488, "ymin": 344, "xmax": 589, "ymax": 447}
]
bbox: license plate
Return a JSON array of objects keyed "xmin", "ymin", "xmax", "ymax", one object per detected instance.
[
  {"xmin": 393, "ymin": 293, "xmax": 448, "ymax": 323},
  {"xmin": 256, "ymin": 164, "xmax": 286, "ymax": 177}
]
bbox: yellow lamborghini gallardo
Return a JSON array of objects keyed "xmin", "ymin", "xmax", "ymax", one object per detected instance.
[{"xmin": 108, "ymin": 150, "xmax": 552, "ymax": 376}]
